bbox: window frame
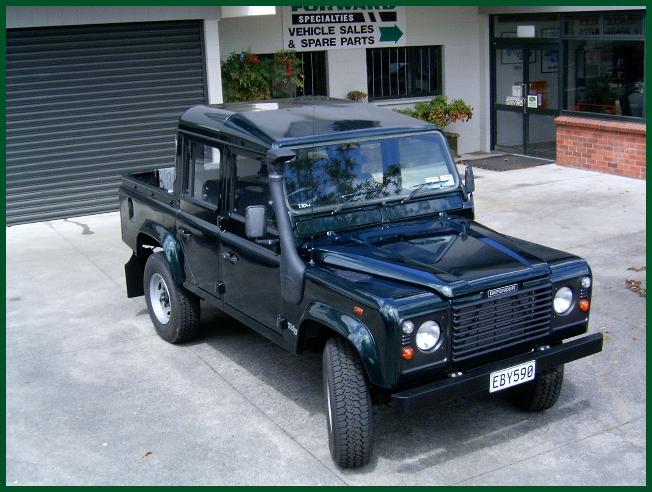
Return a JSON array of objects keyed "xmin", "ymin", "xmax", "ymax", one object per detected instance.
[
  {"xmin": 255, "ymin": 51, "xmax": 328, "ymax": 97},
  {"xmin": 366, "ymin": 45, "xmax": 443, "ymax": 101},
  {"xmin": 227, "ymin": 148, "xmax": 261, "ymax": 220},
  {"xmin": 284, "ymin": 130, "xmax": 460, "ymax": 216},
  {"xmin": 562, "ymin": 11, "xmax": 645, "ymax": 40},
  {"xmin": 297, "ymin": 50, "xmax": 329, "ymax": 97},
  {"xmin": 560, "ymin": 11, "xmax": 645, "ymax": 121},
  {"xmin": 225, "ymin": 148, "xmax": 279, "ymax": 236},
  {"xmin": 181, "ymin": 135, "xmax": 225, "ymax": 212},
  {"xmin": 490, "ymin": 10, "xmax": 645, "ymax": 122}
]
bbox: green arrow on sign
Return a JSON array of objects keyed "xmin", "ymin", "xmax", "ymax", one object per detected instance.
[{"xmin": 379, "ymin": 25, "xmax": 404, "ymax": 43}]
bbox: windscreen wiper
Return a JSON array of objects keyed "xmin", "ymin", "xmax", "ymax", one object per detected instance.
[
  {"xmin": 332, "ymin": 184, "xmax": 385, "ymax": 214},
  {"xmin": 401, "ymin": 182, "xmax": 450, "ymax": 204}
]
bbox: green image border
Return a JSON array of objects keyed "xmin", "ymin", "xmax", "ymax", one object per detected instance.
[{"xmin": 2, "ymin": 1, "xmax": 648, "ymax": 489}]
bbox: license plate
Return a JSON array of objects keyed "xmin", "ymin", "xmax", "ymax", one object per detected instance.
[{"xmin": 489, "ymin": 360, "xmax": 536, "ymax": 393}]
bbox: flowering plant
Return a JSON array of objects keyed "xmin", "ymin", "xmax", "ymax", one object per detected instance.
[
  {"xmin": 222, "ymin": 50, "xmax": 303, "ymax": 102},
  {"xmin": 399, "ymin": 95, "xmax": 473, "ymax": 129}
]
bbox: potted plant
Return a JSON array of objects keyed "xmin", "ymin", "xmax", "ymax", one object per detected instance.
[
  {"xmin": 221, "ymin": 50, "xmax": 303, "ymax": 102},
  {"xmin": 346, "ymin": 90, "xmax": 368, "ymax": 102},
  {"xmin": 398, "ymin": 96, "xmax": 473, "ymax": 157}
]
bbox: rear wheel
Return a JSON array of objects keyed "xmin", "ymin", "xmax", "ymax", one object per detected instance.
[
  {"xmin": 510, "ymin": 364, "xmax": 564, "ymax": 411},
  {"xmin": 143, "ymin": 252, "xmax": 200, "ymax": 344},
  {"xmin": 322, "ymin": 338, "xmax": 373, "ymax": 468}
]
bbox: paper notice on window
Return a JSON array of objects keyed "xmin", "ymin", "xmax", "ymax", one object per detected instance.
[
  {"xmin": 505, "ymin": 96, "xmax": 523, "ymax": 106},
  {"xmin": 527, "ymin": 95, "xmax": 538, "ymax": 108},
  {"xmin": 512, "ymin": 85, "xmax": 522, "ymax": 97}
]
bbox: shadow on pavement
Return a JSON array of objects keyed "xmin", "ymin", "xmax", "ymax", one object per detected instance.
[{"xmin": 190, "ymin": 303, "xmax": 589, "ymax": 474}]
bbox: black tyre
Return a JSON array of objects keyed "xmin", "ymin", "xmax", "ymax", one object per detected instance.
[
  {"xmin": 510, "ymin": 364, "xmax": 564, "ymax": 411},
  {"xmin": 322, "ymin": 338, "xmax": 373, "ymax": 468},
  {"xmin": 143, "ymin": 252, "xmax": 200, "ymax": 344}
]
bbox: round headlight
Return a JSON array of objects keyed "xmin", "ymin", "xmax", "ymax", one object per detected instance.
[
  {"xmin": 581, "ymin": 276, "xmax": 592, "ymax": 289},
  {"xmin": 554, "ymin": 287, "xmax": 573, "ymax": 314},
  {"xmin": 401, "ymin": 320, "xmax": 414, "ymax": 334},
  {"xmin": 415, "ymin": 321, "xmax": 441, "ymax": 352}
]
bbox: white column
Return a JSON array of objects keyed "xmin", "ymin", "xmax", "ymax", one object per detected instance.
[
  {"xmin": 203, "ymin": 18, "xmax": 223, "ymax": 104},
  {"xmin": 326, "ymin": 49, "xmax": 368, "ymax": 99}
]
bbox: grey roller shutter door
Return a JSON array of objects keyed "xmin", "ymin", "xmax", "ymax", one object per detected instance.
[{"xmin": 6, "ymin": 21, "xmax": 207, "ymax": 225}]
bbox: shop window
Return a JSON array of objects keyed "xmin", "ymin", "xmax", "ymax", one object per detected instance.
[
  {"xmin": 366, "ymin": 46, "xmax": 442, "ymax": 100},
  {"xmin": 564, "ymin": 15, "xmax": 600, "ymax": 36},
  {"xmin": 493, "ymin": 13, "xmax": 561, "ymax": 39},
  {"xmin": 564, "ymin": 12, "xmax": 644, "ymax": 37},
  {"xmin": 296, "ymin": 51, "xmax": 328, "ymax": 96},
  {"xmin": 562, "ymin": 11, "xmax": 645, "ymax": 119},
  {"xmin": 565, "ymin": 40, "xmax": 644, "ymax": 118},
  {"xmin": 603, "ymin": 13, "xmax": 644, "ymax": 36}
]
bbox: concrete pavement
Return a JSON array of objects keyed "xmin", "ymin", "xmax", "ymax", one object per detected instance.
[{"xmin": 6, "ymin": 164, "xmax": 646, "ymax": 485}]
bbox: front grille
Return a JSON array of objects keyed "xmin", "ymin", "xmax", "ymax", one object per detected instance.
[{"xmin": 451, "ymin": 284, "xmax": 552, "ymax": 362}]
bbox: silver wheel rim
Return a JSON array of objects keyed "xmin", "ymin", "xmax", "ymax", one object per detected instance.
[
  {"xmin": 326, "ymin": 377, "xmax": 333, "ymax": 435},
  {"xmin": 149, "ymin": 273, "xmax": 171, "ymax": 324}
]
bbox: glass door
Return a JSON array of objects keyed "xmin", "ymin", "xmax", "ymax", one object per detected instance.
[
  {"xmin": 493, "ymin": 45, "xmax": 560, "ymax": 159},
  {"xmin": 494, "ymin": 47, "xmax": 527, "ymax": 155}
]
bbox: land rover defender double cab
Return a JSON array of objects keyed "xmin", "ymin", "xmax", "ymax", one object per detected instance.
[{"xmin": 120, "ymin": 98, "xmax": 603, "ymax": 468}]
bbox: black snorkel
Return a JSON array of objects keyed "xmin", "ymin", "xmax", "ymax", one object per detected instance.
[{"xmin": 266, "ymin": 147, "xmax": 305, "ymax": 305}]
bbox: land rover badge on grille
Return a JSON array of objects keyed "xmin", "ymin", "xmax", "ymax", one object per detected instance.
[{"xmin": 488, "ymin": 284, "xmax": 519, "ymax": 297}]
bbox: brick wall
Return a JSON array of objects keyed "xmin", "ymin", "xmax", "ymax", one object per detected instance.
[{"xmin": 555, "ymin": 116, "xmax": 646, "ymax": 180}]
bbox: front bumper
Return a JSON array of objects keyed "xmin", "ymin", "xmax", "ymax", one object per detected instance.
[{"xmin": 391, "ymin": 332, "xmax": 603, "ymax": 414}]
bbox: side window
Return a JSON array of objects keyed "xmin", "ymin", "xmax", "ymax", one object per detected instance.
[
  {"xmin": 230, "ymin": 152, "xmax": 277, "ymax": 236},
  {"xmin": 187, "ymin": 139, "xmax": 223, "ymax": 207}
]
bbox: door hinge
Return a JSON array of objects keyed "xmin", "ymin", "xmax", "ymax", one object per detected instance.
[{"xmin": 215, "ymin": 281, "xmax": 225, "ymax": 295}]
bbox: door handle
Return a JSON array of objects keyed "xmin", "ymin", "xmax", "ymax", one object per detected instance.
[
  {"xmin": 222, "ymin": 252, "xmax": 239, "ymax": 264},
  {"xmin": 178, "ymin": 228, "xmax": 192, "ymax": 240}
]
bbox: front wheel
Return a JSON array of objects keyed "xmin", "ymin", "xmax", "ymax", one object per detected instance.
[
  {"xmin": 322, "ymin": 338, "xmax": 373, "ymax": 468},
  {"xmin": 143, "ymin": 252, "xmax": 200, "ymax": 344},
  {"xmin": 510, "ymin": 364, "xmax": 564, "ymax": 411}
]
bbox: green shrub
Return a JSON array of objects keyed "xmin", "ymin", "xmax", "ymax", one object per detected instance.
[
  {"xmin": 399, "ymin": 95, "xmax": 473, "ymax": 129},
  {"xmin": 221, "ymin": 50, "xmax": 304, "ymax": 102}
]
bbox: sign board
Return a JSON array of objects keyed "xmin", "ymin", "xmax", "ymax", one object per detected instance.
[
  {"xmin": 527, "ymin": 95, "xmax": 539, "ymax": 108},
  {"xmin": 282, "ymin": 6, "xmax": 406, "ymax": 51}
]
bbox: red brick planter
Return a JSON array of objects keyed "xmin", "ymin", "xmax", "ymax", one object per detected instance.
[{"xmin": 555, "ymin": 116, "xmax": 646, "ymax": 180}]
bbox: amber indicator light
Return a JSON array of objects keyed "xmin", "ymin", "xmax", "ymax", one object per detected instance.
[
  {"xmin": 579, "ymin": 299, "xmax": 590, "ymax": 312},
  {"xmin": 353, "ymin": 306, "xmax": 364, "ymax": 316},
  {"xmin": 401, "ymin": 346, "xmax": 415, "ymax": 360}
]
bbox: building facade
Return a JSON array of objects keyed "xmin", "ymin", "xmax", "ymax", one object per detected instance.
[{"xmin": 5, "ymin": 6, "xmax": 646, "ymax": 224}]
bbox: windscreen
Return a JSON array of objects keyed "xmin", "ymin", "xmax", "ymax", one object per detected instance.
[{"xmin": 283, "ymin": 132, "xmax": 458, "ymax": 212}]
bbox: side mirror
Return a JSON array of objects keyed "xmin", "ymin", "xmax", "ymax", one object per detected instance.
[
  {"xmin": 464, "ymin": 165, "xmax": 475, "ymax": 194},
  {"xmin": 245, "ymin": 205, "xmax": 267, "ymax": 239}
]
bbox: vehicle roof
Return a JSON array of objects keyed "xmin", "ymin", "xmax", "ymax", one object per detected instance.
[{"xmin": 178, "ymin": 97, "xmax": 439, "ymax": 148}]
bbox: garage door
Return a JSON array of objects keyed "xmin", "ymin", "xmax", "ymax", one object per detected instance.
[{"xmin": 6, "ymin": 21, "xmax": 207, "ymax": 225}]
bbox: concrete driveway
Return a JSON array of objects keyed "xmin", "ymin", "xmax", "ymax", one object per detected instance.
[{"xmin": 6, "ymin": 164, "xmax": 646, "ymax": 485}]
